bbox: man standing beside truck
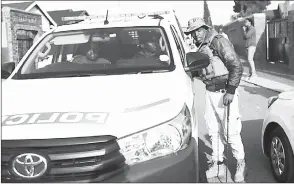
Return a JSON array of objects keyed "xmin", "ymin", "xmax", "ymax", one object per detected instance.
[{"xmin": 184, "ymin": 17, "xmax": 247, "ymax": 182}]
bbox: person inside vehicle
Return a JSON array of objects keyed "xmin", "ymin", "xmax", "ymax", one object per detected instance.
[
  {"xmin": 132, "ymin": 38, "xmax": 169, "ymax": 67},
  {"xmin": 72, "ymin": 39, "xmax": 111, "ymax": 64},
  {"xmin": 133, "ymin": 39, "xmax": 159, "ymax": 60}
]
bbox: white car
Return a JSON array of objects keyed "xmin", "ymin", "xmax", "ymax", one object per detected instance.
[
  {"xmin": 1, "ymin": 11, "xmax": 210, "ymax": 182},
  {"xmin": 262, "ymin": 90, "xmax": 294, "ymax": 183}
]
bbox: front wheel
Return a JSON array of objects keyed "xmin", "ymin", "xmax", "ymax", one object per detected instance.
[{"xmin": 268, "ymin": 127, "xmax": 294, "ymax": 183}]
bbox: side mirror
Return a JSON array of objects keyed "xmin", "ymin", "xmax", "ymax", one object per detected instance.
[
  {"xmin": 184, "ymin": 52, "xmax": 210, "ymax": 73},
  {"xmin": 1, "ymin": 62, "xmax": 15, "ymax": 79}
]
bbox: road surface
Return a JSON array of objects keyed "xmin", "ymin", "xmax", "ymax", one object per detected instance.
[{"xmin": 193, "ymin": 78, "xmax": 279, "ymax": 183}]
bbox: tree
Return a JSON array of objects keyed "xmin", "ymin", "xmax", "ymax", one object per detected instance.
[
  {"xmin": 213, "ymin": 25, "xmax": 223, "ymax": 32},
  {"xmin": 233, "ymin": 0, "xmax": 241, "ymax": 13},
  {"xmin": 233, "ymin": 0, "xmax": 271, "ymax": 17},
  {"xmin": 203, "ymin": 0, "xmax": 213, "ymax": 26}
]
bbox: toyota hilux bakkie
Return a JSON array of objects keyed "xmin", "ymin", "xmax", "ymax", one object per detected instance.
[{"xmin": 1, "ymin": 11, "xmax": 210, "ymax": 183}]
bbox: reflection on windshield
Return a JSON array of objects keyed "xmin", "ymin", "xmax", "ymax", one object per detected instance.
[{"xmin": 19, "ymin": 27, "xmax": 173, "ymax": 79}]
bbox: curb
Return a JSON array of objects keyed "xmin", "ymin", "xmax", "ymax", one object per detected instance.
[
  {"xmin": 241, "ymin": 64, "xmax": 294, "ymax": 81},
  {"xmin": 241, "ymin": 77, "xmax": 282, "ymax": 93}
]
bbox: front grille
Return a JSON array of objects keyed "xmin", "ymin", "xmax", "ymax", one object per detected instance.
[{"xmin": 1, "ymin": 136, "xmax": 126, "ymax": 182}]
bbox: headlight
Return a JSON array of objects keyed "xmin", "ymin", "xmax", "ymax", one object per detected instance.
[
  {"xmin": 117, "ymin": 104, "xmax": 192, "ymax": 165},
  {"xmin": 268, "ymin": 96, "xmax": 278, "ymax": 108}
]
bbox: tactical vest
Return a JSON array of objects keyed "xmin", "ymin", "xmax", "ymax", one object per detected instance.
[{"xmin": 197, "ymin": 34, "xmax": 229, "ymax": 84}]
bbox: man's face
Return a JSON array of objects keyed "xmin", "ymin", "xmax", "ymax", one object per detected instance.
[
  {"xmin": 86, "ymin": 43, "xmax": 99, "ymax": 61},
  {"xmin": 191, "ymin": 27, "xmax": 207, "ymax": 44},
  {"xmin": 143, "ymin": 41, "xmax": 157, "ymax": 54},
  {"xmin": 86, "ymin": 49, "xmax": 98, "ymax": 61}
]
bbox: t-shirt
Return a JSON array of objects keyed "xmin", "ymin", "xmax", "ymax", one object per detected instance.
[{"xmin": 243, "ymin": 26, "xmax": 256, "ymax": 48}]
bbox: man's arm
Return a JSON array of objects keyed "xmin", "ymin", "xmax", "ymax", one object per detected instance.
[
  {"xmin": 211, "ymin": 36, "xmax": 243, "ymax": 94},
  {"xmin": 243, "ymin": 27, "xmax": 255, "ymax": 39}
]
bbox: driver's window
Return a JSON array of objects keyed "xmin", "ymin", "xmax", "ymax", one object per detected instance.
[{"xmin": 171, "ymin": 26, "xmax": 187, "ymax": 67}]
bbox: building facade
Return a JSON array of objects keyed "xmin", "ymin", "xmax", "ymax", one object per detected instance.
[
  {"xmin": 2, "ymin": 7, "xmax": 43, "ymax": 64},
  {"xmin": 224, "ymin": 2, "xmax": 294, "ymax": 73}
]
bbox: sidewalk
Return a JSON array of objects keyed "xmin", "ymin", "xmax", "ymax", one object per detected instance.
[{"xmin": 240, "ymin": 60, "xmax": 294, "ymax": 93}]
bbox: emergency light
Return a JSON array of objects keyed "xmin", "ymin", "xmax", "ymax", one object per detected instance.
[{"xmin": 61, "ymin": 11, "xmax": 171, "ymax": 22}]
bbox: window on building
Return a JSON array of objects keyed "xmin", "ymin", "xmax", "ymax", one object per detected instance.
[
  {"xmin": 270, "ymin": 22, "xmax": 276, "ymax": 38},
  {"xmin": 293, "ymin": 22, "xmax": 294, "ymax": 43},
  {"xmin": 278, "ymin": 22, "xmax": 282, "ymax": 36}
]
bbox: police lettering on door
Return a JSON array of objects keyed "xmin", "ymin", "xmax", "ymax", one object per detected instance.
[{"xmin": 2, "ymin": 112, "xmax": 109, "ymax": 126}]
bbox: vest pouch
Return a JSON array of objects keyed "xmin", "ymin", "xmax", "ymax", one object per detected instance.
[
  {"xmin": 197, "ymin": 35, "xmax": 229, "ymax": 81},
  {"xmin": 210, "ymin": 55, "xmax": 229, "ymax": 77},
  {"xmin": 198, "ymin": 45, "xmax": 215, "ymax": 80},
  {"xmin": 200, "ymin": 63, "xmax": 214, "ymax": 79},
  {"xmin": 202, "ymin": 53, "xmax": 229, "ymax": 80}
]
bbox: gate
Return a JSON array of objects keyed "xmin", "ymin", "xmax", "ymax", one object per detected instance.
[{"xmin": 266, "ymin": 18, "xmax": 290, "ymax": 65}]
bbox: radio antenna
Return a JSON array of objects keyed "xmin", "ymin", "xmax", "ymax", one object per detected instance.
[{"xmin": 104, "ymin": 10, "xmax": 109, "ymax": 25}]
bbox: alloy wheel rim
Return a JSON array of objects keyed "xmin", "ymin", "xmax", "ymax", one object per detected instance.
[{"xmin": 270, "ymin": 137, "xmax": 286, "ymax": 176}]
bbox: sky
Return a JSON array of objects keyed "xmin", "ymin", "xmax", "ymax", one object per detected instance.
[{"xmin": 2, "ymin": 1, "xmax": 284, "ymax": 26}]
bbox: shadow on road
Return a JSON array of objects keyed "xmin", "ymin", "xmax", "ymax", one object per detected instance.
[
  {"xmin": 199, "ymin": 118, "xmax": 275, "ymax": 183},
  {"xmin": 241, "ymin": 119, "xmax": 275, "ymax": 183},
  {"xmin": 239, "ymin": 84, "xmax": 278, "ymax": 99},
  {"xmin": 198, "ymin": 137, "xmax": 235, "ymax": 183},
  {"xmin": 198, "ymin": 138, "xmax": 209, "ymax": 183}
]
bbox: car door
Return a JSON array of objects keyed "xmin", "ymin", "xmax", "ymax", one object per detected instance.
[
  {"xmin": 170, "ymin": 24, "xmax": 199, "ymax": 181},
  {"xmin": 170, "ymin": 25, "xmax": 197, "ymax": 136}
]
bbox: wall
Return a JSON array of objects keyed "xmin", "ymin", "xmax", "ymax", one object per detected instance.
[
  {"xmin": 287, "ymin": 10, "xmax": 294, "ymax": 72},
  {"xmin": 2, "ymin": 22, "xmax": 9, "ymax": 64},
  {"xmin": 224, "ymin": 12, "xmax": 294, "ymax": 73},
  {"xmin": 223, "ymin": 18, "xmax": 247, "ymax": 57},
  {"xmin": 224, "ymin": 13, "xmax": 266, "ymax": 60},
  {"xmin": 29, "ymin": 6, "xmax": 50, "ymax": 32},
  {"xmin": 1, "ymin": 7, "xmax": 43, "ymax": 64}
]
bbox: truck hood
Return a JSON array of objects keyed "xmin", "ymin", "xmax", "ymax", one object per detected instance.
[
  {"xmin": 278, "ymin": 90, "xmax": 294, "ymax": 100},
  {"xmin": 2, "ymin": 73, "xmax": 186, "ymax": 140}
]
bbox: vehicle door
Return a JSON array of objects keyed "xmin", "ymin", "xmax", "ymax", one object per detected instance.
[{"xmin": 170, "ymin": 25, "xmax": 197, "ymax": 139}]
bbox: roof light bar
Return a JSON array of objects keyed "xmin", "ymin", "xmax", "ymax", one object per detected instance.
[{"xmin": 61, "ymin": 11, "xmax": 171, "ymax": 22}]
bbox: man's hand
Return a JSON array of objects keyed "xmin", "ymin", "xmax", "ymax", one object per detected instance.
[{"xmin": 223, "ymin": 93, "xmax": 234, "ymax": 106}]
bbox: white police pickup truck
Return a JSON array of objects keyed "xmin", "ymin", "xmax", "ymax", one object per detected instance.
[{"xmin": 1, "ymin": 11, "xmax": 210, "ymax": 182}]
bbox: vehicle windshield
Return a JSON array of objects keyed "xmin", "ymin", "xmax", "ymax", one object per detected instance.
[{"xmin": 17, "ymin": 27, "xmax": 173, "ymax": 79}]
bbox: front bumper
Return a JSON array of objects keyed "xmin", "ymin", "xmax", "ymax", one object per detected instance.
[
  {"xmin": 103, "ymin": 137, "xmax": 198, "ymax": 183},
  {"xmin": 2, "ymin": 137, "xmax": 198, "ymax": 183}
]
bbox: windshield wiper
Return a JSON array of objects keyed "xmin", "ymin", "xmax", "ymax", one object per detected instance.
[
  {"xmin": 55, "ymin": 73, "xmax": 108, "ymax": 78},
  {"xmin": 137, "ymin": 69, "xmax": 170, "ymax": 74},
  {"xmin": 98, "ymin": 69, "xmax": 170, "ymax": 75},
  {"xmin": 37, "ymin": 69, "xmax": 171, "ymax": 78}
]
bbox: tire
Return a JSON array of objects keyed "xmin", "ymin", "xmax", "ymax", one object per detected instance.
[{"xmin": 268, "ymin": 127, "xmax": 294, "ymax": 183}]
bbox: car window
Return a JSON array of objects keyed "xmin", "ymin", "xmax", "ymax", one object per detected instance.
[
  {"xmin": 174, "ymin": 14, "xmax": 185, "ymax": 41},
  {"xmin": 170, "ymin": 25, "xmax": 187, "ymax": 67},
  {"xmin": 17, "ymin": 27, "xmax": 174, "ymax": 79}
]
